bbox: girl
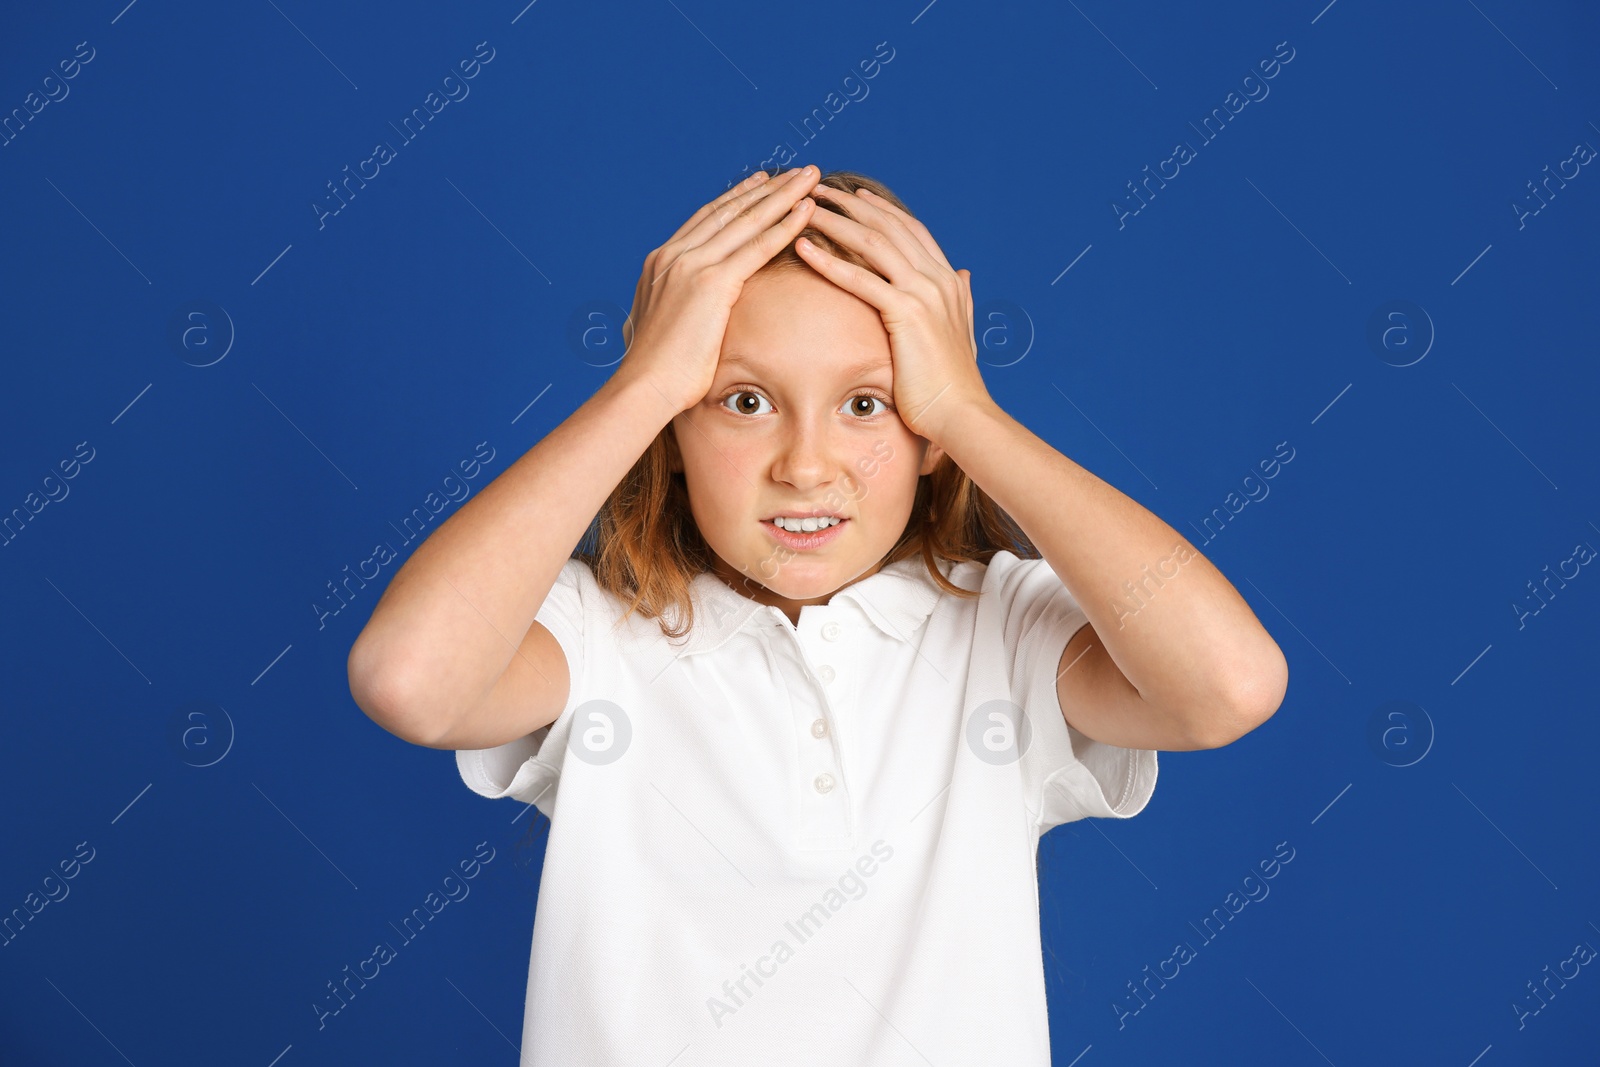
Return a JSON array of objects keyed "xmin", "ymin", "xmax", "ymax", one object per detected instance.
[{"xmin": 348, "ymin": 164, "xmax": 1288, "ymax": 1064}]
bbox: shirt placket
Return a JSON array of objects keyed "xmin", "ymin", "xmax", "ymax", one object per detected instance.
[{"xmin": 766, "ymin": 606, "xmax": 854, "ymax": 850}]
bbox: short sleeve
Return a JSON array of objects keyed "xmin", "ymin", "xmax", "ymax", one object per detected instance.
[
  {"xmin": 453, "ymin": 557, "xmax": 592, "ymax": 817},
  {"xmin": 985, "ymin": 551, "xmax": 1159, "ymax": 833}
]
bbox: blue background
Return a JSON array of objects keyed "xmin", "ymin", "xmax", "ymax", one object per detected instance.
[{"xmin": 3, "ymin": 0, "xmax": 1597, "ymax": 1063}]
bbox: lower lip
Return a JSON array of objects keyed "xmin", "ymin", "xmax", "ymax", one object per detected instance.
[{"xmin": 762, "ymin": 518, "xmax": 848, "ymax": 550}]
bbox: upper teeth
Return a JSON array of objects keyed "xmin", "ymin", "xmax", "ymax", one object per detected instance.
[{"xmin": 773, "ymin": 516, "xmax": 841, "ymax": 532}]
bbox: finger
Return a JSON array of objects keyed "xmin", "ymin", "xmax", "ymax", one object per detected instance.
[
  {"xmin": 854, "ymin": 187, "xmax": 955, "ymax": 272},
  {"xmin": 824, "ymin": 188, "xmax": 949, "ymax": 282},
  {"xmin": 655, "ymin": 168, "xmax": 802, "ymax": 274},
  {"xmin": 718, "ymin": 193, "xmax": 819, "ymax": 279},
  {"xmin": 794, "ymin": 234, "xmax": 910, "ymax": 320},
  {"xmin": 700, "ymin": 167, "xmax": 807, "ymax": 240},
  {"xmin": 663, "ymin": 169, "xmax": 776, "ymax": 248},
  {"xmin": 651, "ymin": 169, "xmax": 814, "ymax": 286},
  {"xmin": 801, "ymin": 193, "xmax": 937, "ymax": 294},
  {"xmin": 645, "ymin": 171, "xmax": 786, "ymax": 289},
  {"xmin": 688, "ymin": 166, "xmax": 820, "ymax": 265}
]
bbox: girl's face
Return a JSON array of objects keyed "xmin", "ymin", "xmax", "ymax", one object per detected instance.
[{"xmin": 668, "ymin": 267, "xmax": 946, "ymax": 621}]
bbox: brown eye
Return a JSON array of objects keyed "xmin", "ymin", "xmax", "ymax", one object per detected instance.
[
  {"xmin": 721, "ymin": 390, "xmax": 772, "ymax": 415},
  {"xmin": 843, "ymin": 395, "xmax": 888, "ymax": 418}
]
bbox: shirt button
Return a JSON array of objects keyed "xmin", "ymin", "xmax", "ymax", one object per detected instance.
[
  {"xmin": 821, "ymin": 621, "xmax": 841, "ymax": 641},
  {"xmin": 814, "ymin": 773, "xmax": 835, "ymax": 794},
  {"xmin": 810, "ymin": 718, "xmax": 828, "ymax": 739},
  {"xmin": 818, "ymin": 664, "xmax": 836, "ymax": 685}
]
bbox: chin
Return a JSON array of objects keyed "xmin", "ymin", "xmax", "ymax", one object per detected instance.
[{"xmin": 734, "ymin": 560, "xmax": 844, "ymax": 599}]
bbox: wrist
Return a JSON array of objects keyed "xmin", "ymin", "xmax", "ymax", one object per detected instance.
[
  {"xmin": 916, "ymin": 388, "xmax": 999, "ymax": 451},
  {"xmin": 603, "ymin": 363, "xmax": 693, "ymax": 424}
]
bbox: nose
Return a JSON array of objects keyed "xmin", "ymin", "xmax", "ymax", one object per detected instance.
[{"xmin": 770, "ymin": 411, "xmax": 842, "ymax": 492}]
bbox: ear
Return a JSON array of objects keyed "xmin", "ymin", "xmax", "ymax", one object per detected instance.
[{"xmin": 917, "ymin": 438, "xmax": 947, "ymax": 476}]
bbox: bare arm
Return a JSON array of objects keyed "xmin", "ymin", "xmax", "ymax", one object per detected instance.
[
  {"xmin": 347, "ymin": 371, "xmax": 677, "ymax": 750},
  {"xmin": 791, "ymin": 181, "xmax": 1286, "ymax": 753},
  {"xmin": 348, "ymin": 164, "xmax": 823, "ymax": 751},
  {"xmin": 934, "ymin": 398, "xmax": 1287, "ymax": 751}
]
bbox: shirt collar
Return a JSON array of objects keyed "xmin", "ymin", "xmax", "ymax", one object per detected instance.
[{"xmin": 671, "ymin": 554, "xmax": 955, "ymax": 658}]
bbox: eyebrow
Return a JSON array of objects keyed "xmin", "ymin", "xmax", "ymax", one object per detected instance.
[{"xmin": 721, "ymin": 352, "xmax": 892, "ymax": 382}]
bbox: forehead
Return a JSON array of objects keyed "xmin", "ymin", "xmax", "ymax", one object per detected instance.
[
  {"xmin": 719, "ymin": 350, "xmax": 892, "ymax": 382},
  {"xmin": 720, "ymin": 270, "xmax": 893, "ymax": 380}
]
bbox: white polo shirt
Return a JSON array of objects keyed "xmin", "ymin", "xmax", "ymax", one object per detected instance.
[{"xmin": 456, "ymin": 549, "xmax": 1158, "ymax": 1065}]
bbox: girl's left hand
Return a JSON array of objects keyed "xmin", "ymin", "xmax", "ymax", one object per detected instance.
[{"xmin": 796, "ymin": 186, "xmax": 991, "ymax": 443}]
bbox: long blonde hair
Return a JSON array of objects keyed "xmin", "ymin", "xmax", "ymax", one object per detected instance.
[{"xmin": 579, "ymin": 169, "xmax": 1039, "ymax": 638}]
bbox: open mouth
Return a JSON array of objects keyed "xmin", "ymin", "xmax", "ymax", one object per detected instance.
[{"xmin": 761, "ymin": 515, "xmax": 848, "ymax": 549}]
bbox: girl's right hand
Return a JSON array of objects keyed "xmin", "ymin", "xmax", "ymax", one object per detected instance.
[{"xmin": 615, "ymin": 165, "xmax": 820, "ymax": 412}]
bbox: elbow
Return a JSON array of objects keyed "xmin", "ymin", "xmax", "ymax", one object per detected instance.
[
  {"xmin": 347, "ymin": 634, "xmax": 444, "ymax": 748},
  {"xmin": 1188, "ymin": 646, "xmax": 1289, "ymax": 750}
]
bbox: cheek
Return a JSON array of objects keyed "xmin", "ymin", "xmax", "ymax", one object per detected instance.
[
  {"xmin": 849, "ymin": 438, "xmax": 916, "ymax": 490},
  {"xmin": 679, "ymin": 440, "xmax": 760, "ymax": 522}
]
